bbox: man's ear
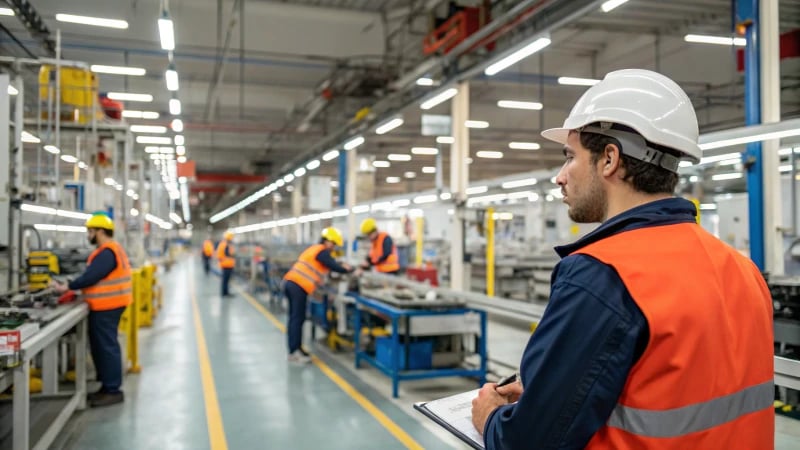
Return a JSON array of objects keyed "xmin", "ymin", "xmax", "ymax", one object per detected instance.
[{"xmin": 601, "ymin": 143, "xmax": 622, "ymax": 177}]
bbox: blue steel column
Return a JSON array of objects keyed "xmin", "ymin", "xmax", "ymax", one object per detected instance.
[
  {"xmin": 338, "ymin": 150, "xmax": 346, "ymax": 206},
  {"xmin": 737, "ymin": 0, "xmax": 764, "ymax": 271}
]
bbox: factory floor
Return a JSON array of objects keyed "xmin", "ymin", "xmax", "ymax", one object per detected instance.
[{"xmin": 52, "ymin": 257, "xmax": 800, "ymax": 449}]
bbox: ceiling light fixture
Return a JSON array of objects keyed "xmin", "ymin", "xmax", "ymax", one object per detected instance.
[
  {"xmin": 107, "ymin": 92, "xmax": 153, "ymax": 102},
  {"xmin": 55, "ymin": 13, "xmax": 128, "ymax": 29},
  {"xmin": 8, "ymin": 85, "xmax": 18, "ymax": 95},
  {"xmin": 509, "ymin": 142, "xmax": 541, "ymax": 150},
  {"xmin": 306, "ymin": 160, "xmax": 321, "ymax": 170},
  {"xmin": 484, "ymin": 35, "xmax": 551, "ymax": 76},
  {"xmin": 90, "ymin": 65, "xmax": 146, "ymax": 76},
  {"xmin": 375, "ymin": 117, "xmax": 404, "ymax": 135},
  {"xmin": 437, "ymin": 136, "xmax": 455, "ymax": 144},
  {"xmin": 0, "ymin": 7, "xmax": 14, "ymax": 16},
  {"xmin": 684, "ymin": 34, "xmax": 746, "ymax": 46},
  {"xmin": 169, "ymin": 98, "xmax": 181, "ymax": 115},
  {"xmin": 343, "ymin": 135, "xmax": 365, "ymax": 150},
  {"xmin": 165, "ymin": 68, "xmax": 179, "ymax": 91},
  {"xmin": 497, "ymin": 100, "xmax": 543, "ymax": 110},
  {"xmin": 174, "ymin": 135, "xmax": 185, "ymax": 146},
  {"xmin": 465, "ymin": 120, "xmax": 489, "ymax": 129},
  {"xmin": 171, "ymin": 119, "xmax": 184, "ymax": 132},
  {"xmin": 558, "ymin": 76, "xmax": 601, "ymax": 86},
  {"xmin": 158, "ymin": 15, "xmax": 175, "ymax": 50},
  {"xmin": 601, "ymin": 0, "xmax": 630, "ymax": 13},
  {"xmin": 420, "ymin": 87, "xmax": 458, "ymax": 110},
  {"xmin": 136, "ymin": 136, "xmax": 172, "ymax": 145},
  {"xmin": 44, "ymin": 145, "xmax": 60, "ymax": 154},
  {"xmin": 60, "ymin": 154, "xmax": 78, "ymax": 163},
  {"xmin": 388, "ymin": 154, "xmax": 412, "ymax": 161},
  {"xmin": 416, "ymin": 77, "xmax": 435, "ymax": 86},
  {"xmin": 502, "ymin": 178, "xmax": 538, "ymax": 189},
  {"xmin": 122, "ymin": 110, "xmax": 159, "ymax": 119},
  {"xmin": 476, "ymin": 150, "xmax": 503, "ymax": 159},
  {"xmin": 422, "ymin": 166, "xmax": 436, "ymax": 173},
  {"xmin": 372, "ymin": 160, "xmax": 390, "ymax": 168},
  {"xmin": 411, "ymin": 147, "xmax": 438, "ymax": 155},
  {"xmin": 130, "ymin": 125, "xmax": 167, "ymax": 133},
  {"xmin": 323, "ymin": 150, "xmax": 340, "ymax": 161}
]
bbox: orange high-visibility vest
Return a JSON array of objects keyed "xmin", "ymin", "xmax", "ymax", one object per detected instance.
[
  {"xmin": 217, "ymin": 240, "xmax": 235, "ymax": 269},
  {"xmin": 283, "ymin": 244, "xmax": 330, "ymax": 295},
  {"xmin": 203, "ymin": 239, "xmax": 214, "ymax": 257},
  {"xmin": 369, "ymin": 232, "xmax": 399, "ymax": 273},
  {"xmin": 575, "ymin": 223, "xmax": 773, "ymax": 450},
  {"xmin": 82, "ymin": 241, "xmax": 133, "ymax": 311}
]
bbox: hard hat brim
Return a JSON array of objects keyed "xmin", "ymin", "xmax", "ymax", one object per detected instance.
[{"xmin": 541, "ymin": 127, "xmax": 570, "ymax": 146}]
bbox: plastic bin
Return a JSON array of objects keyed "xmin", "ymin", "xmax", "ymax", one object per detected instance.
[{"xmin": 375, "ymin": 337, "xmax": 433, "ymax": 370}]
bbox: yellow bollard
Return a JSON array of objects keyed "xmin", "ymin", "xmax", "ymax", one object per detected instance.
[
  {"xmin": 120, "ymin": 269, "xmax": 142, "ymax": 373},
  {"xmin": 415, "ymin": 217, "xmax": 424, "ymax": 267}
]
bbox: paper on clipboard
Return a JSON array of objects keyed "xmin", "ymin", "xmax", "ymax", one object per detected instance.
[{"xmin": 414, "ymin": 388, "xmax": 484, "ymax": 449}]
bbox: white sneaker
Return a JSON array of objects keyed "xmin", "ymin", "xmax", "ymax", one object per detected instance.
[{"xmin": 287, "ymin": 350, "xmax": 311, "ymax": 364}]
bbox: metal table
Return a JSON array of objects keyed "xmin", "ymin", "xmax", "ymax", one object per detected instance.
[
  {"xmin": 1, "ymin": 302, "xmax": 88, "ymax": 450},
  {"xmin": 352, "ymin": 294, "xmax": 487, "ymax": 398}
]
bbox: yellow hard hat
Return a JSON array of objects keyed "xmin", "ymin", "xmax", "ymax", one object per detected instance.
[
  {"xmin": 321, "ymin": 227, "xmax": 344, "ymax": 247},
  {"xmin": 224, "ymin": 231, "xmax": 234, "ymax": 240},
  {"xmin": 360, "ymin": 218, "xmax": 377, "ymax": 235},
  {"xmin": 85, "ymin": 213, "xmax": 114, "ymax": 230}
]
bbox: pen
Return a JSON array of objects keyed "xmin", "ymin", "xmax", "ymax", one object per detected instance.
[{"xmin": 495, "ymin": 372, "xmax": 519, "ymax": 388}]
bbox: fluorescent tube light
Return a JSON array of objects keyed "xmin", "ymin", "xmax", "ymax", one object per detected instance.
[
  {"xmin": 177, "ymin": 156, "xmax": 187, "ymax": 163},
  {"xmin": 502, "ymin": 178, "xmax": 538, "ymax": 189},
  {"xmin": 476, "ymin": 150, "xmax": 503, "ymax": 159},
  {"xmin": 422, "ymin": 166, "xmax": 436, "ymax": 173},
  {"xmin": 8, "ymin": 85, "xmax": 18, "ymax": 95},
  {"xmin": 393, "ymin": 199, "xmax": 411, "ymax": 207},
  {"xmin": 306, "ymin": 160, "xmax": 320, "ymax": 170},
  {"xmin": 344, "ymin": 136, "xmax": 365, "ymax": 150},
  {"xmin": 404, "ymin": 172, "xmax": 416, "ymax": 179},
  {"xmin": 711, "ymin": 173, "xmax": 743, "ymax": 181},
  {"xmin": 373, "ymin": 160, "xmax": 390, "ymax": 168},
  {"xmin": 130, "ymin": 125, "xmax": 167, "ymax": 133},
  {"xmin": 60, "ymin": 154, "xmax": 78, "ymax": 163},
  {"xmin": 160, "ymin": 147, "xmax": 175, "ymax": 154},
  {"xmin": 700, "ymin": 129, "xmax": 800, "ymax": 150},
  {"xmin": 169, "ymin": 98, "xmax": 182, "ymax": 115},
  {"xmin": 465, "ymin": 120, "xmax": 489, "ymax": 129},
  {"xmin": 283, "ymin": 174, "xmax": 295, "ymax": 183},
  {"xmin": 685, "ymin": 34, "xmax": 746, "ymax": 46},
  {"xmin": 294, "ymin": 167, "xmax": 307, "ymax": 178},
  {"xmin": 0, "ymin": 8, "xmax": 14, "ymax": 16},
  {"xmin": 558, "ymin": 77, "xmax": 601, "ymax": 86},
  {"xmin": 165, "ymin": 69, "xmax": 179, "ymax": 91},
  {"xmin": 174, "ymin": 135, "xmax": 185, "ymax": 146},
  {"xmin": 497, "ymin": 100, "xmax": 543, "ymax": 110},
  {"xmin": 484, "ymin": 36, "xmax": 551, "ymax": 76},
  {"xmin": 416, "ymin": 77, "xmax": 435, "ymax": 86},
  {"xmin": 699, "ymin": 204, "xmax": 717, "ymax": 210},
  {"xmin": 171, "ymin": 119, "xmax": 184, "ymax": 132},
  {"xmin": 107, "ymin": 92, "xmax": 153, "ymax": 102},
  {"xmin": 136, "ymin": 136, "xmax": 172, "ymax": 144},
  {"xmin": 122, "ymin": 110, "xmax": 159, "ymax": 119},
  {"xmin": 375, "ymin": 118, "xmax": 404, "ymax": 135},
  {"xmin": 437, "ymin": 136, "xmax": 455, "ymax": 144},
  {"xmin": 44, "ymin": 145, "xmax": 60, "ymax": 154},
  {"xmin": 466, "ymin": 186, "xmax": 488, "ymax": 195},
  {"xmin": 386, "ymin": 177, "xmax": 401, "ymax": 183},
  {"xmin": 323, "ymin": 150, "xmax": 340, "ymax": 161},
  {"xmin": 22, "ymin": 132, "xmax": 40, "ymax": 143},
  {"xmin": 55, "ymin": 13, "xmax": 128, "ymax": 29},
  {"xmin": 440, "ymin": 192, "xmax": 452, "ymax": 200},
  {"xmin": 411, "ymin": 147, "xmax": 438, "ymax": 155},
  {"xmin": 352, "ymin": 205, "xmax": 370, "ymax": 214},
  {"xmin": 176, "ymin": 146, "xmax": 185, "ymax": 155},
  {"xmin": 91, "ymin": 65, "xmax": 146, "ymax": 76},
  {"xmin": 158, "ymin": 18, "xmax": 175, "ymax": 50},
  {"xmin": 420, "ymin": 88, "xmax": 458, "ymax": 110},
  {"xmin": 414, "ymin": 194, "xmax": 438, "ymax": 204},
  {"xmin": 509, "ymin": 142, "xmax": 540, "ymax": 150},
  {"xmin": 388, "ymin": 154, "xmax": 412, "ymax": 161},
  {"xmin": 601, "ymin": 0, "xmax": 630, "ymax": 13}
]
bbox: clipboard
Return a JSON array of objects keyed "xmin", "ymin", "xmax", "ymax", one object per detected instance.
[{"xmin": 413, "ymin": 389, "xmax": 485, "ymax": 450}]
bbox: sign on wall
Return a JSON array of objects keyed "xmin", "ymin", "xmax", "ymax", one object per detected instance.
[
  {"xmin": 308, "ymin": 176, "xmax": 332, "ymax": 211},
  {"xmin": 421, "ymin": 114, "xmax": 451, "ymax": 136}
]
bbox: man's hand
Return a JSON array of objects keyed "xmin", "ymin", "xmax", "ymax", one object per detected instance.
[
  {"xmin": 342, "ymin": 263, "xmax": 353, "ymax": 272},
  {"xmin": 50, "ymin": 280, "xmax": 69, "ymax": 294},
  {"xmin": 471, "ymin": 383, "xmax": 508, "ymax": 436},
  {"xmin": 359, "ymin": 261, "xmax": 370, "ymax": 270},
  {"xmin": 496, "ymin": 380, "xmax": 524, "ymax": 403}
]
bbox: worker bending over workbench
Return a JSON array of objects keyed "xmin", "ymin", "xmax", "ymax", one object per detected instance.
[
  {"xmin": 359, "ymin": 218, "xmax": 400, "ymax": 275},
  {"xmin": 217, "ymin": 231, "xmax": 235, "ymax": 297},
  {"xmin": 52, "ymin": 213, "xmax": 132, "ymax": 408},
  {"xmin": 283, "ymin": 227, "xmax": 357, "ymax": 363}
]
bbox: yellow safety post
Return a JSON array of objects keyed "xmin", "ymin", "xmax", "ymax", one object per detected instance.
[
  {"xmin": 486, "ymin": 207, "xmax": 495, "ymax": 297},
  {"xmin": 138, "ymin": 265, "xmax": 155, "ymax": 327},
  {"xmin": 415, "ymin": 217, "xmax": 424, "ymax": 267},
  {"xmin": 119, "ymin": 269, "xmax": 141, "ymax": 373}
]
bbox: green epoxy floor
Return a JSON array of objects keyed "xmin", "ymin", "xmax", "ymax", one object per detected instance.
[{"xmin": 55, "ymin": 258, "xmax": 456, "ymax": 450}]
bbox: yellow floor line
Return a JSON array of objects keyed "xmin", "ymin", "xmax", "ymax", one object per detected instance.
[
  {"xmin": 191, "ymin": 286, "xmax": 229, "ymax": 450},
  {"xmin": 237, "ymin": 289, "xmax": 424, "ymax": 450}
]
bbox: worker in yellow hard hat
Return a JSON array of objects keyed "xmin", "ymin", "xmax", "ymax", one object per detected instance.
[
  {"xmin": 282, "ymin": 227, "xmax": 357, "ymax": 363},
  {"xmin": 216, "ymin": 231, "xmax": 236, "ymax": 297},
  {"xmin": 359, "ymin": 218, "xmax": 400, "ymax": 275},
  {"xmin": 51, "ymin": 213, "xmax": 131, "ymax": 407},
  {"xmin": 202, "ymin": 235, "xmax": 215, "ymax": 275}
]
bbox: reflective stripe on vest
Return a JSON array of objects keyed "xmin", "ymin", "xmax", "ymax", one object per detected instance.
[
  {"xmin": 83, "ymin": 241, "xmax": 133, "ymax": 311},
  {"xmin": 369, "ymin": 232, "xmax": 399, "ymax": 273},
  {"xmin": 217, "ymin": 240, "xmax": 235, "ymax": 268},
  {"xmin": 576, "ymin": 222, "xmax": 774, "ymax": 449},
  {"xmin": 283, "ymin": 244, "xmax": 330, "ymax": 294}
]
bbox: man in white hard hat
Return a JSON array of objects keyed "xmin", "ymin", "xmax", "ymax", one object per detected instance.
[{"xmin": 471, "ymin": 69, "xmax": 773, "ymax": 449}]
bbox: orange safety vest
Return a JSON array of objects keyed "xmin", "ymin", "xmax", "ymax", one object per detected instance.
[
  {"xmin": 217, "ymin": 240, "xmax": 235, "ymax": 269},
  {"xmin": 82, "ymin": 241, "xmax": 133, "ymax": 311},
  {"xmin": 369, "ymin": 231, "xmax": 399, "ymax": 273},
  {"xmin": 283, "ymin": 244, "xmax": 330, "ymax": 295},
  {"xmin": 574, "ymin": 223, "xmax": 773, "ymax": 450},
  {"xmin": 203, "ymin": 240, "xmax": 214, "ymax": 257}
]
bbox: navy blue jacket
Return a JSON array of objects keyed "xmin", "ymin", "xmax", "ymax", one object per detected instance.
[
  {"xmin": 316, "ymin": 248, "xmax": 352, "ymax": 274},
  {"xmin": 483, "ymin": 197, "xmax": 697, "ymax": 449},
  {"xmin": 68, "ymin": 248, "xmax": 117, "ymax": 290}
]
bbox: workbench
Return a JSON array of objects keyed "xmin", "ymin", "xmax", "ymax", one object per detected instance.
[
  {"xmin": 352, "ymin": 294, "xmax": 487, "ymax": 398},
  {"xmin": 0, "ymin": 302, "xmax": 88, "ymax": 450}
]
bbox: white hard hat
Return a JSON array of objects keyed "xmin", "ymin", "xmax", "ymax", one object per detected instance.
[{"xmin": 542, "ymin": 69, "xmax": 701, "ymax": 166}]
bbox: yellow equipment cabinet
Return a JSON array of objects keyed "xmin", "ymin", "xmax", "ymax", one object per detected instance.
[
  {"xmin": 38, "ymin": 65, "xmax": 99, "ymax": 124},
  {"xmin": 26, "ymin": 251, "xmax": 60, "ymax": 291}
]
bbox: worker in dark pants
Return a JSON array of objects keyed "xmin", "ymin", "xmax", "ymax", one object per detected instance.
[
  {"xmin": 216, "ymin": 231, "xmax": 235, "ymax": 296},
  {"xmin": 52, "ymin": 213, "xmax": 132, "ymax": 408},
  {"xmin": 359, "ymin": 218, "xmax": 400, "ymax": 275},
  {"xmin": 202, "ymin": 236, "xmax": 214, "ymax": 274},
  {"xmin": 282, "ymin": 227, "xmax": 356, "ymax": 363}
]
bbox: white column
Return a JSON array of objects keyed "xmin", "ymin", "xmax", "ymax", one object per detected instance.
[
  {"xmin": 0, "ymin": 75, "xmax": 10, "ymax": 289},
  {"xmin": 450, "ymin": 82, "xmax": 469, "ymax": 291},
  {"xmin": 292, "ymin": 181, "xmax": 302, "ymax": 243},
  {"xmin": 346, "ymin": 148, "xmax": 358, "ymax": 259},
  {"xmin": 12, "ymin": 75, "xmax": 24, "ymax": 289},
  {"xmin": 761, "ymin": 0, "xmax": 784, "ymax": 276}
]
